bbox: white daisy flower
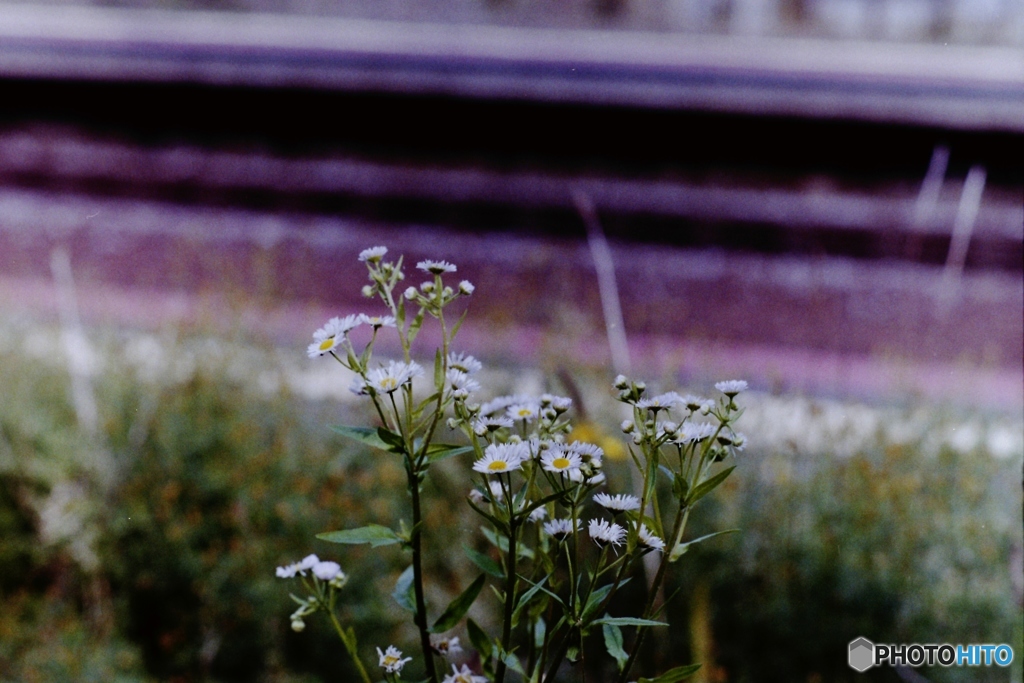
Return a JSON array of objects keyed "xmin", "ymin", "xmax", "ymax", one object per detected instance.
[
  {"xmin": 488, "ymin": 480, "xmax": 505, "ymax": 500},
  {"xmin": 447, "ymin": 352, "xmax": 482, "ymax": 374},
  {"xmin": 377, "ymin": 645, "xmax": 412, "ymax": 674},
  {"xmin": 567, "ymin": 442, "xmax": 604, "ymax": 466},
  {"xmin": 458, "ymin": 280, "xmax": 475, "ymax": 295},
  {"xmin": 417, "ymin": 259, "xmax": 457, "ymax": 274},
  {"xmin": 593, "ymin": 493, "xmax": 641, "ymax": 512},
  {"xmin": 507, "ymin": 403, "xmax": 538, "ymax": 422},
  {"xmin": 447, "ymin": 369, "xmax": 481, "ymax": 395},
  {"xmin": 543, "ymin": 518, "xmax": 574, "ymax": 538},
  {"xmin": 366, "ymin": 360, "xmax": 423, "ymax": 394},
  {"xmin": 677, "ymin": 422, "xmax": 717, "ymax": 444},
  {"xmin": 637, "ymin": 391, "xmax": 684, "ymax": 411},
  {"xmin": 348, "ymin": 376, "xmax": 369, "ymax": 396},
  {"xmin": 540, "ymin": 448, "xmax": 582, "ymax": 475},
  {"xmin": 588, "ymin": 518, "xmax": 626, "ymax": 547},
  {"xmin": 312, "ymin": 560, "xmax": 344, "ymax": 581},
  {"xmin": 527, "ymin": 506, "xmax": 548, "ymax": 523},
  {"xmin": 715, "ymin": 380, "xmax": 748, "ymax": 397},
  {"xmin": 442, "ymin": 663, "xmax": 488, "ymax": 683},
  {"xmin": 678, "ymin": 394, "xmax": 704, "ymax": 411},
  {"xmin": 359, "ymin": 314, "xmax": 397, "ymax": 329},
  {"xmin": 472, "ymin": 442, "xmax": 527, "ymax": 475},
  {"xmin": 432, "ymin": 635, "xmax": 463, "ymax": 657},
  {"xmin": 298, "ymin": 554, "xmax": 320, "ymax": 572},
  {"xmin": 358, "ymin": 246, "xmax": 388, "ymax": 262},
  {"xmin": 471, "ymin": 416, "xmax": 514, "ymax": 436},
  {"xmin": 638, "ymin": 524, "xmax": 665, "ymax": 552},
  {"xmin": 307, "ymin": 315, "xmax": 361, "ymax": 358}
]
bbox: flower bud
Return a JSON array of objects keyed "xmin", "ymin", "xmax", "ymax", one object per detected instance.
[
  {"xmin": 291, "ymin": 619, "xmax": 306, "ymax": 632},
  {"xmin": 459, "ymin": 280, "xmax": 475, "ymax": 295},
  {"xmin": 361, "ymin": 284, "xmax": 375, "ymax": 298},
  {"xmin": 632, "ymin": 433, "xmax": 643, "ymax": 445},
  {"xmin": 420, "ymin": 281, "xmax": 435, "ymax": 293},
  {"xmin": 613, "ymin": 375, "xmax": 629, "ymax": 390},
  {"xmin": 621, "ymin": 420, "xmax": 634, "ymax": 433},
  {"xmin": 404, "ymin": 286, "xmax": 418, "ymax": 300}
]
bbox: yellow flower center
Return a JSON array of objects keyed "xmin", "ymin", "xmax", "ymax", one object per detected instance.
[
  {"xmin": 383, "ymin": 655, "xmax": 399, "ymax": 666},
  {"xmin": 380, "ymin": 378, "xmax": 398, "ymax": 391},
  {"xmin": 487, "ymin": 460, "xmax": 508, "ymax": 471},
  {"xmin": 318, "ymin": 337, "xmax": 335, "ymax": 351},
  {"xmin": 516, "ymin": 409, "xmax": 532, "ymax": 418},
  {"xmin": 552, "ymin": 457, "xmax": 570, "ymax": 470}
]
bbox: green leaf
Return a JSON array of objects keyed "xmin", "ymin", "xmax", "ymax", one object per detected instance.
[
  {"xmin": 450, "ymin": 308, "xmax": 469, "ymax": 340},
  {"xmin": 330, "ymin": 425, "xmax": 393, "ymax": 452},
  {"xmin": 376, "ymin": 427, "xmax": 407, "ymax": 454},
  {"xmin": 433, "ymin": 347, "xmax": 444, "ymax": 388},
  {"xmin": 427, "ymin": 443, "xmax": 474, "ymax": 463},
  {"xmin": 464, "ymin": 545, "xmax": 505, "ymax": 579},
  {"xmin": 317, "ymin": 524, "xmax": 402, "ymax": 547},
  {"xmin": 480, "ymin": 526, "xmax": 533, "ymax": 559},
  {"xmin": 431, "ymin": 574, "xmax": 486, "ymax": 633},
  {"xmin": 686, "ymin": 466, "xmax": 735, "ymax": 506},
  {"xmin": 393, "ymin": 565, "xmax": 416, "ymax": 613},
  {"xmin": 467, "ymin": 618, "xmax": 492, "ymax": 661},
  {"xmin": 603, "ymin": 622, "xmax": 629, "ymax": 671},
  {"xmin": 580, "ymin": 581, "xmax": 617, "ymax": 622},
  {"xmin": 407, "ymin": 308, "xmax": 426, "ymax": 345},
  {"xmin": 637, "ymin": 663, "xmax": 702, "ymax": 683},
  {"xmin": 592, "ymin": 616, "xmax": 668, "ymax": 627},
  {"xmin": 668, "ymin": 528, "xmax": 739, "ymax": 563},
  {"xmin": 501, "ymin": 650, "xmax": 525, "ymax": 676},
  {"xmin": 673, "ymin": 472, "xmax": 689, "ymax": 500},
  {"xmin": 511, "ymin": 575, "xmax": 548, "ymax": 625}
]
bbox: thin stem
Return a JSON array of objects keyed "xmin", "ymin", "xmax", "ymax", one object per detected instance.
[
  {"xmin": 327, "ymin": 607, "xmax": 373, "ymax": 683},
  {"xmin": 408, "ymin": 464, "xmax": 439, "ymax": 683},
  {"xmin": 494, "ymin": 517, "xmax": 520, "ymax": 683},
  {"xmin": 617, "ymin": 502, "xmax": 689, "ymax": 683}
]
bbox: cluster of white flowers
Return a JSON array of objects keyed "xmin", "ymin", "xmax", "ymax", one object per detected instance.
[
  {"xmin": 276, "ymin": 554, "xmax": 347, "ymax": 585},
  {"xmin": 365, "ymin": 360, "xmax": 424, "ymax": 395}
]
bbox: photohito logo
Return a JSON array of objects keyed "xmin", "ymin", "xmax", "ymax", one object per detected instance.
[{"xmin": 849, "ymin": 637, "xmax": 1014, "ymax": 672}]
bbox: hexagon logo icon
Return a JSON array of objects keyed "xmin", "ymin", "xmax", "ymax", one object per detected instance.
[{"xmin": 849, "ymin": 637, "xmax": 875, "ymax": 672}]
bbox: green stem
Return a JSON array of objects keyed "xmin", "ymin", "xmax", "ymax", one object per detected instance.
[
  {"xmin": 494, "ymin": 517, "xmax": 520, "ymax": 683},
  {"xmin": 408, "ymin": 464, "xmax": 439, "ymax": 683},
  {"xmin": 617, "ymin": 501, "xmax": 689, "ymax": 683},
  {"xmin": 327, "ymin": 608, "xmax": 373, "ymax": 683}
]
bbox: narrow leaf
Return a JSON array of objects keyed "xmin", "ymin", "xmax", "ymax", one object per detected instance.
[
  {"xmin": 638, "ymin": 663, "xmax": 702, "ymax": 683},
  {"xmin": 467, "ymin": 618, "xmax": 492, "ymax": 661},
  {"xmin": 511, "ymin": 575, "xmax": 548, "ymax": 624},
  {"xmin": 686, "ymin": 466, "xmax": 735, "ymax": 506},
  {"xmin": 376, "ymin": 427, "xmax": 407, "ymax": 454},
  {"xmin": 317, "ymin": 524, "xmax": 402, "ymax": 547},
  {"xmin": 427, "ymin": 443, "xmax": 474, "ymax": 463},
  {"xmin": 603, "ymin": 622, "xmax": 629, "ymax": 671},
  {"xmin": 393, "ymin": 565, "xmax": 416, "ymax": 613},
  {"xmin": 331, "ymin": 425, "xmax": 391, "ymax": 452},
  {"xmin": 669, "ymin": 528, "xmax": 739, "ymax": 563},
  {"xmin": 592, "ymin": 616, "xmax": 668, "ymax": 627},
  {"xmin": 464, "ymin": 545, "xmax": 505, "ymax": 579},
  {"xmin": 431, "ymin": 574, "xmax": 486, "ymax": 633}
]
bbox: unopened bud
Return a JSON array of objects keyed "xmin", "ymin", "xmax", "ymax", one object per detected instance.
[
  {"xmin": 361, "ymin": 285, "xmax": 375, "ymax": 298},
  {"xmin": 621, "ymin": 420, "xmax": 634, "ymax": 433}
]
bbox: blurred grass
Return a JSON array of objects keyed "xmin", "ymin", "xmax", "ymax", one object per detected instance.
[{"xmin": 0, "ymin": 319, "xmax": 1019, "ymax": 682}]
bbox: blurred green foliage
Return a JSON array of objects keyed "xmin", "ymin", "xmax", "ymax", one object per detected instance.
[{"xmin": 0, "ymin": 327, "xmax": 1019, "ymax": 682}]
